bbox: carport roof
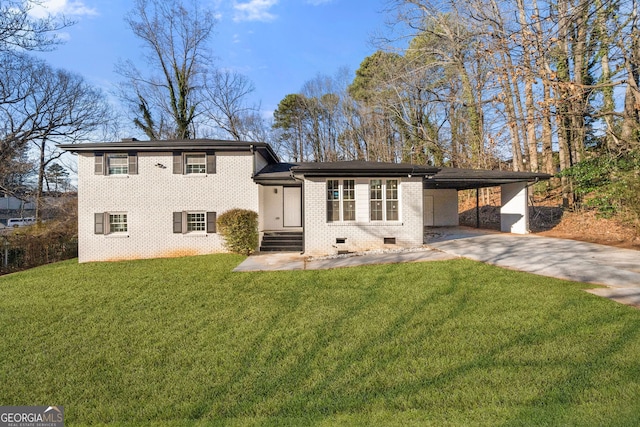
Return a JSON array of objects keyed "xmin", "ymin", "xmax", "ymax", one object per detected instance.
[
  {"xmin": 254, "ymin": 162, "xmax": 552, "ymax": 189},
  {"xmin": 426, "ymin": 167, "xmax": 552, "ymax": 190}
]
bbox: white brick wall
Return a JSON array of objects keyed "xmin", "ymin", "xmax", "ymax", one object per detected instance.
[
  {"xmin": 77, "ymin": 151, "xmax": 259, "ymax": 262},
  {"xmin": 303, "ymin": 177, "xmax": 424, "ymax": 255}
]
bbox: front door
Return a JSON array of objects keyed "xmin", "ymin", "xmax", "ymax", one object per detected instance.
[{"xmin": 283, "ymin": 186, "xmax": 302, "ymax": 227}]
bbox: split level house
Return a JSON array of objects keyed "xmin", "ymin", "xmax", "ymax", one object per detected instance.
[{"xmin": 59, "ymin": 139, "xmax": 550, "ymax": 263}]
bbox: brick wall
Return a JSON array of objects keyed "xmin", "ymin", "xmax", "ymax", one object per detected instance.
[
  {"xmin": 303, "ymin": 177, "xmax": 424, "ymax": 255},
  {"xmin": 77, "ymin": 151, "xmax": 259, "ymax": 262}
]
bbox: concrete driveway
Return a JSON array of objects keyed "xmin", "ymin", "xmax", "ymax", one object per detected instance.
[{"xmin": 425, "ymin": 227, "xmax": 640, "ymax": 308}]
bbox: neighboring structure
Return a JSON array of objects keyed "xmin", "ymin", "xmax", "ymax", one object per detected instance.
[{"xmin": 60, "ymin": 139, "xmax": 550, "ymax": 263}]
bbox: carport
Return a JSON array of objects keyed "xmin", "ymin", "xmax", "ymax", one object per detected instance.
[{"xmin": 425, "ymin": 168, "xmax": 552, "ymax": 234}]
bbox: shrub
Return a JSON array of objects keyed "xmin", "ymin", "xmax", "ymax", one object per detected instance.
[
  {"xmin": 216, "ymin": 209, "xmax": 258, "ymax": 255},
  {"xmin": 561, "ymin": 150, "xmax": 640, "ymax": 224}
]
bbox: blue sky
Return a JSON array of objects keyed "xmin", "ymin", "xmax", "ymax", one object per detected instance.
[{"xmin": 32, "ymin": 0, "xmax": 393, "ymax": 127}]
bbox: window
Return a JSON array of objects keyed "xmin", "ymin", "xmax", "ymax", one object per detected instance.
[
  {"xmin": 173, "ymin": 211, "xmax": 216, "ymax": 234},
  {"xmin": 343, "ymin": 179, "xmax": 356, "ymax": 221},
  {"xmin": 173, "ymin": 152, "xmax": 216, "ymax": 175},
  {"xmin": 107, "ymin": 154, "xmax": 128, "ymax": 175},
  {"xmin": 94, "ymin": 152, "xmax": 137, "ymax": 175},
  {"xmin": 370, "ymin": 179, "xmax": 383, "ymax": 221},
  {"xmin": 327, "ymin": 180, "xmax": 340, "ymax": 222},
  {"xmin": 94, "ymin": 212, "xmax": 128, "ymax": 234},
  {"xmin": 327, "ymin": 179, "xmax": 355, "ymax": 222},
  {"xmin": 109, "ymin": 213, "xmax": 128, "ymax": 233},
  {"xmin": 386, "ymin": 179, "xmax": 399, "ymax": 221},
  {"xmin": 370, "ymin": 179, "xmax": 400, "ymax": 221},
  {"xmin": 186, "ymin": 212, "xmax": 206, "ymax": 231},
  {"xmin": 185, "ymin": 154, "xmax": 206, "ymax": 174}
]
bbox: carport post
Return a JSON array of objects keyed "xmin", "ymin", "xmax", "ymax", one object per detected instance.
[
  {"xmin": 500, "ymin": 182, "xmax": 529, "ymax": 234},
  {"xmin": 476, "ymin": 188, "xmax": 480, "ymax": 228}
]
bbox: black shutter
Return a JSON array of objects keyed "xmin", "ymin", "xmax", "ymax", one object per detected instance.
[
  {"xmin": 173, "ymin": 152, "xmax": 182, "ymax": 174},
  {"xmin": 94, "ymin": 153, "xmax": 104, "ymax": 175},
  {"xmin": 173, "ymin": 212, "xmax": 183, "ymax": 233},
  {"xmin": 94, "ymin": 212, "xmax": 104, "ymax": 234},
  {"xmin": 128, "ymin": 152, "xmax": 138, "ymax": 175},
  {"xmin": 206, "ymin": 153, "xmax": 216, "ymax": 174},
  {"xmin": 207, "ymin": 212, "xmax": 216, "ymax": 233}
]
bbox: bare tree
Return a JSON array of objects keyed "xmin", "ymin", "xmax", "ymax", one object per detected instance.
[
  {"xmin": 203, "ymin": 70, "xmax": 263, "ymax": 141},
  {"xmin": 117, "ymin": 0, "xmax": 216, "ymax": 139},
  {"xmin": 0, "ymin": 0, "xmax": 73, "ymax": 52},
  {"xmin": 0, "ymin": 53, "xmax": 111, "ymax": 217}
]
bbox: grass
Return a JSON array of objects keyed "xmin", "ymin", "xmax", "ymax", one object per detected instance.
[{"xmin": 1, "ymin": 254, "xmax": 640, "ymax": 426}]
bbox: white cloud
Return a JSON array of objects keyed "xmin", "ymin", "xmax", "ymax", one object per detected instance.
[
  {"xmin": 233, "ymin": 0, "xmax": 278, "ymax": 22},
  {"xmin": 29, "ymin": 0, "xmax": 98, "ymax": 19},
  {"xmin": 306, "ymin": 0, "xmax": 333, "ymax": 5}
]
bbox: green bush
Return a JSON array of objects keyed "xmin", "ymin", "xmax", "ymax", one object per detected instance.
[
  {"xmin": 217, "ymin": 209, "xmax": 259, "ymax": 255},
  {"xmin": 561, "ymin": 150, "xmax": 640, "ymax": 223}
]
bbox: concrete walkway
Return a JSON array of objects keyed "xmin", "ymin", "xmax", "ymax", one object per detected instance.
[
  {"xmin": 234, "ymin": 227, "xmax": 640, "ymax": 308},
  {"xmin": 233, "ymin": 248, "xmax": 456, "ymax": 272}
]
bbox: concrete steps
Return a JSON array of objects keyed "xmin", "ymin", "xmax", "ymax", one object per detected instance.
[{"xmin": 259, "ymin": 231, "xmax": 303, "ymax": 252}]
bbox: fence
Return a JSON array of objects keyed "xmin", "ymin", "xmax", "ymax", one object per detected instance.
[{"xmin": 1, "ymin": 235, "xmax": 78, "ymax": 275}]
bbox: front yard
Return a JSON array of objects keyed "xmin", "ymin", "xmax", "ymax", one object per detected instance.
[{"xmin": 1, "ymin": 254, "xmax": 639, "ymax": 425}]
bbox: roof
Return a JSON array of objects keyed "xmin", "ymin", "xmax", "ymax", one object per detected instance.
[
  {"xmin": 291, "ymin": 161, "xmax": 440, "ymax": 177},
  {"xmin": 426, "ymin": 167, "xmax": 552, "ymax": 190},
  {"xmin": 254, "ymin": 162, "xmax": 552, "ymax": 189},
  {"xmin": 58, "ymin": 139, "xmax": 280, "ymax": 164},
  {"xmin": 253, "ymin": 161, "xmax": 440, "ymax": 183}
]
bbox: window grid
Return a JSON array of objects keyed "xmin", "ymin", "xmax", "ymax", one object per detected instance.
[
  {"xmin": 187, "ymin": 212, "xmax": 206, "ymax": 231},
  {"xmin": 342, "ymin": 179, "xmax": 355, "ymax": 221},
  {"xmin": 185, "ymin": 154, "xmax": 206, "ymax": 174},
  {"xmin": 109, "ymin": 213, "xmax": 128, "ymax": 233},
  {"xmin": 386, "ymin": 179, "xmax": 399, "ymax": 221},
  {"xmin": 327, "ymin": 179, "xmax": 340, "ymax": 222},
  {"xmin": 107, "ymin": 154, "xmax": 128, "ymax": 175},
  {"xmin": 370, "ymin": 179, "xmax": 383, "ymax": 221}
]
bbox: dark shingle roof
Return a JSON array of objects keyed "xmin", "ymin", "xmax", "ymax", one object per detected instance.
[{"xmin": 58, "ymin": 139, "xmax": 280, "ymax": 164}]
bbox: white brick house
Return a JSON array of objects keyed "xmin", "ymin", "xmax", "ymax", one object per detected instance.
[{"xmin": 60, "ymin": 139, "xmax": 550, "ymax": 262}]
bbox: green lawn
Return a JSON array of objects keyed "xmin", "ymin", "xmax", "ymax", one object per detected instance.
[{"xmin": 1, "ymin": 255, "xmax": 640, "ymax": 426}]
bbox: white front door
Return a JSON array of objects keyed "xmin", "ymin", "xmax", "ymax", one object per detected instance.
[{"xmin": 283, "ymin": 186, "xmax": 302, "ymax": 227}]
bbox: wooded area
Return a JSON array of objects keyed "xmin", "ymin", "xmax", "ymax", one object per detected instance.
[
  {"xmin": 2, "ymin": 0, "xmax": 640, "ymax": 220},
  {"xmin": 272, "ymin": 0, "xmax": 640, "ymax": 210}
]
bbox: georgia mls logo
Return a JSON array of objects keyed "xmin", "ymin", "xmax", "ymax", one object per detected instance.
[{"xmin": 0, "ymin": 406, "xmax": 64, "ymax": 427}]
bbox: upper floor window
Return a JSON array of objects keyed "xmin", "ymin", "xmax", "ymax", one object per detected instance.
[
  {"xmin": 185, "ymin": 154, "xmax": 206, "ymax": 174},
  {"xmin": 94, "ymin": 152, "xmax": 137, "ymax": 175},
  {"xmin": 107, "ymin": 154, "xmax": 128, "ymax": 175},
  {"xmin": 327, "ymin": 179, "xmax": 356, "ymax": 222},
  {"xmin": 173, "ymin": 152, "xmax": 216, "ymax": 175},
  {"xmin": 370, "ymin": 179, "xmax": 399, "ymax": 221}
]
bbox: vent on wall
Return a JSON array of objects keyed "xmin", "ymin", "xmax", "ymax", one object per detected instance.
[
  {"xmin": 383, "ymin": 237, "xmax": 396, "ymax": 244},
  {"xmin": 336, "ymin": 238, "xmax": 346, "ymax": 244}
]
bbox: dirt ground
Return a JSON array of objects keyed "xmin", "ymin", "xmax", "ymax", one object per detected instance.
[{"xmin": 458, "ymin": 188, "xmax": 640, "ymax": 251}]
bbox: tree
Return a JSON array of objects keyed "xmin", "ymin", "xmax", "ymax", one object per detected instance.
[
  {"xmin": 0, "ymin": 0, "xmax": 73, "ymax": 52},
  {"xmin": 45, "ymin": 163, "xmax": 69, "ymax": 192},
  {"xmin": 0, "ymin": 52, "xmax": 111, "ymax": 217},
  {"xmin": 273, "ymin": 94, "xmax": 309, "ymax": 161},
  {"xmin": 203, "ymin": 69, "xmax": 263, "ymax": 141},
  {"xmin": 117, "ymin": 0, "xmax": 216, "ymax": 139}
]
